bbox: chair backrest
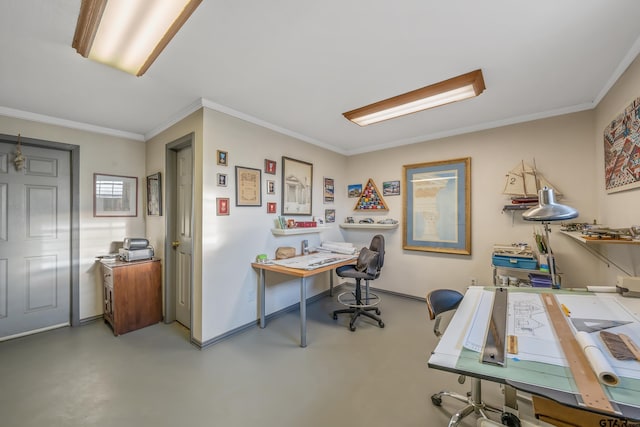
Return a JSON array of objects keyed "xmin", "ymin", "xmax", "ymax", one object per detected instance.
[
  {"xmin": 368, "ymin": 234, "xmax": 385, "ymax": 271},
  {"xmin": 426, "ymin": 289, "xmax": 463, "ymax": 337}
]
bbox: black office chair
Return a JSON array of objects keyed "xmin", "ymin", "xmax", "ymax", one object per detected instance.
[
  {"xmin": 332, "ymin": 235, "xmax": 385, "ymax": 331},
  {"xmin": 427, "ymin": 289, "xmax": 502, "ymax": 426}
]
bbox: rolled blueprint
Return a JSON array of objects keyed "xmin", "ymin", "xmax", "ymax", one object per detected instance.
[
  {"xmin": 575, "ymin": 331, "xmax": 620, "ymax": 386},
  {"xmin": 586, "ymin": 286, "xmax": 618, "ymax": 293}
]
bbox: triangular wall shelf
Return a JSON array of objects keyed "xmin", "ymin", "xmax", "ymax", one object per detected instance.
[{"xmin": 353, "ymin": 178, "xmax": 388, "ymax": 211}]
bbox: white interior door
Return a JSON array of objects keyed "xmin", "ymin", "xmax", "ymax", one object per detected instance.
[
  {"xmin": 0, "ymin": 142, "xmax": 71, "ymax": 340},
  {"xmin": 174, "ymin": 146, "xmax": 192, "ymax": 328}
]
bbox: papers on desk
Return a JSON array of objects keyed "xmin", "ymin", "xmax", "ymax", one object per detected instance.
[
  {"xmin": 316, "ymin": 241, "xmax": 357, "ymax": 255},
  {"xmin": 272, "ymin": 253, "xmax": 356, "ymax": 270},
  {"xmin": 463, "ymin": 289, "xmax": 640, "ymax": 383}
]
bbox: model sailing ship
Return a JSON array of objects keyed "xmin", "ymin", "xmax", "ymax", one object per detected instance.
[{"xmin": 503, "ymin": 160, "xmax": 562, "ymax": 211}]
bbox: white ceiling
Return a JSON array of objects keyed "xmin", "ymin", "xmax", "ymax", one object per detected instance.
[{"xmin": 2, "ymin": 0, "xmax": 640, "ymax": 155}]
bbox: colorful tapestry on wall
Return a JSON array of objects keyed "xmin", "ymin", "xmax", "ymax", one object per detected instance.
[{"xmin": 604, "ymin": 96, "xmax": 640, "ymax": 193}]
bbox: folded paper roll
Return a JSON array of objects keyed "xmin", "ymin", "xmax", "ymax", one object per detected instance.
[
  {"xmin": 575, "ymin": 331, "xmax": 620, "ymax": 386},
  {"xmin": 586, "ymin": 286, "xmax": 618, "ymax": 293}
]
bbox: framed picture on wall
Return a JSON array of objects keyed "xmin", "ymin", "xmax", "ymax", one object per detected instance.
[
  {"xmin": 266, "ymin": 179, "xmax": 276, "ymax": 195},
  {"xmin": 347, "ymin": 184, "xmax": 362, "ymax": 198},
  {"xmin": 265, "ymin": 159, "xmax": 276, "ymax": 175},
  {"xmin": 217, "ymin": 173, "xmax": 227, "ymax": 187},
  {"xmin": 383, "ymin": 180, "xmax": 400, "ymax": 196},
  {"xmin": 267, "ymin": 202, "xmax": 277, "ymax": 213},
  {"xmin": 217, "ymin": 150, "xmax": 228, "ymax": 166},
  {"xmin": 323, "ymin": 177, "xmax": 334, "ymax": 203},
  {"xmin": 402, "ymin": 157, "xmax": 471, "ymax": 255},
  {"xmin": 325, "ymin": 209, "xmax": 335, "ymax": 223},
  {"xmin": 235, "ymin": 166, "xmax": 262, "ymax": 206},
  {"xmin": 146, "ymin": 172, "xmax": 162, "ymax": 216},
  {"xmin": 217, "ymin": 197, "xmax": 230, "ymax": 215},
  {"xmin": 281, "ymin": 156, "xmax": 313, "ymax": 215},
  {"xmin": 94, "ymin": 173, "xmax": 138, "ymax": 217}
]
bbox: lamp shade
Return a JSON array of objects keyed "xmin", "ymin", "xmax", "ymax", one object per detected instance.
[{"xmin": 522, "ymin": 187, "xmax": 578, "ymax": 221}]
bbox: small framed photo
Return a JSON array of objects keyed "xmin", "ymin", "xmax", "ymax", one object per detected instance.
[
  {"xmin": 325, "ymin": 209, "xmax": 336, "ymax": 223},
  {"xmin": 217, "ymin": 197, "xmax": 230, "ymax": 215},
  {"xmin": 146, "ymin": 172, "xmax": 162, "ymax": 216},
  {"xmin": 217, "ymin": 173, "xmax": 227, "ymax": 187},
  {"xmin": 267, "ymin": 202, "xmax": 277, "ymax": 213},
  {"xmin": 347, "ymin": 184, "xmax": 362, "ymax": 198},
  {"xmin": 266, "ymin": 179, "xmax": 275, "ymax": 195},
  {"xmin": 323, "ymin": 177, "xmax": 334, "ymax": 203},
  {"xmin": 383, "ymin": 180, "xmax": 400, "ymax": 196},
  {"xmin": 217, "ymin": 150, "xmax": 228, "ymax": 166},
  {"xmin": 265, "ymin": 159, "xmax": 276, "ymax": 175}
]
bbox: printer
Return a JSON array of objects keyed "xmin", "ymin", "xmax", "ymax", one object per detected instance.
[{"xmin": 118, "ymin": 237, "xmax": 154, "ymax": 261}]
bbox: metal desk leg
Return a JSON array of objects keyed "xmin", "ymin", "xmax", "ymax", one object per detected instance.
[
  {"xmin": 259, "ymin": 269, "xmax": 266, "ymax": 328},
  {"xmin": 300, "ymin": 277, "xmax": 307, "ymax": 347},
  {"xmin": 329, "ymin": 270, "xmax": 334, "ymax": 296}
]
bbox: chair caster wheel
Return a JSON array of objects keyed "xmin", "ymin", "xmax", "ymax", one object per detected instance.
[
  {"xmin": 501, "ymin": 412, "xmax": 521, "ymax": 427},
  {"xmin": 375, "ymin": 308, "xmax": 381, "ymax": 315},
  {"xmin": 332, "ymin": 313, "xmax": 338, "ymax": 320},
  {"xmin": 349, "ymin": 324, "xmax": 356, "ymax": 331},
  {"xmin": 431, "ymin": 394, "xmax": 442, "ymax": 406},
  {"xmin": 378, "ymin": 320, "xmax": 385, "ymax": 328}
]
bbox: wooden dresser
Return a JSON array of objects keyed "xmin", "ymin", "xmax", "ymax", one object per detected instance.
[{"xmin": 101, "ymin": 258, "xmax": 162, "ymax": 336}]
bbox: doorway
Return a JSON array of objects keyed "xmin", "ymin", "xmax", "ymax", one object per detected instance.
[
  {"xmin": 164, "ymin": 134, "xmax": 194, "ymax": 336},
  {"xmin": 0, "ymin": 134, "xmax": 79, "ymax": 341}
]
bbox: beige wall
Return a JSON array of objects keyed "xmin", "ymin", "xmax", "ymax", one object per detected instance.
[
  {"xmin": 0, "ymin": 115, "xmax": 146, "ymax": 320},
  {"xmin": 593, "ymin": 54, "xmax": 640, "ymax": 281},
  {"xmin": 2, "ymin": 51, "xmax": 639, "ymax": 344},
  {"xmin": 145, "ymin": 107, "xmax": 348, "ymax": 344},
  {"xmin": 146, "ymin": 109, "xmax": 203, "ymax": 341},
  {"xmin": 344, "ymin": 111, "xmax": 598, "ymax": 295}
]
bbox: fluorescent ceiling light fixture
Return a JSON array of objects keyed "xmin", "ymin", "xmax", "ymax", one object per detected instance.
[
  {"xmin": 73, "ymin": 0, "xmax": 202, "ymax": 76},
  {"xmin": 343, "ymin": 69, "xmax": 486, "ymax": 126}
]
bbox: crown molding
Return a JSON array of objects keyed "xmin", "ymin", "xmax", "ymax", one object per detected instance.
[{"xmin": 0, "ymin": 106, "xmax": 144, "ymax": 141}]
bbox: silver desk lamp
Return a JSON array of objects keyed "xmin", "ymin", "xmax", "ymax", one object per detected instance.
[{"xmin": 522, "ymin": 187, "xmax": 578, "ymax": 288}]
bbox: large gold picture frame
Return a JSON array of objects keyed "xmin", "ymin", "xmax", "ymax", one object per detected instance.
[{"xmin": 402, "ymin": 157, "xmax": 471, "ymax": 254}]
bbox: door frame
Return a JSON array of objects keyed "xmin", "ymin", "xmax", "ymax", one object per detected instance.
[
  {"xmin": 164, "ymin": 133, "xmax": 194, "ymax": 340},
  {"xmin": 0, "ymin": 133, "xmax": 80, "ymax": 327}
]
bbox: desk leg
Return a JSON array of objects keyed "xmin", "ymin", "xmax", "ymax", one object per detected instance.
[
  {"xmin": 329, "ymin": 270, "xmax": 334, "ymax": 297},
  {"xmin": 259, "ymin": 269, "xmax": 266, "ymax": 328},
  {"xmin": 300, "ymin": 277, "xmax": 307, "ymax": 348}
]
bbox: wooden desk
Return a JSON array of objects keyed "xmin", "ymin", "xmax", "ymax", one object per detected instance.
[
  {"xmin": 428, "ymin": 286, "xmax": 640, "ymax": 422},
  {"xmin": 252, "ymin": 257, "xmax": 356, "ymax": 347}
]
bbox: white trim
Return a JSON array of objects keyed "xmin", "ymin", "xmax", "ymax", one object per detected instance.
[
  {"xmin": 344, "ymin": 102, "xmax": 595, "ymax": 156},
  {"xmin": 0, "ymin": 322, "xmax": 69, "ymax": 342},
  {"xmin": 199, "ymin": 98, "xmax": 348, "ymax": 155},
  {"xmin": 0, "ymin": 106, "xmax": 144, "ymax": 141}
]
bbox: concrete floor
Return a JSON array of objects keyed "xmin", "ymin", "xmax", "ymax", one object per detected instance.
[{"xmin": 0, "ymin": 290, "xmax": 531, "ymax": 427}]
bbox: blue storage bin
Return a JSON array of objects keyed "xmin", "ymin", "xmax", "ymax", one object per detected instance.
[{"xmin": 492, "ymin": 254, "xmax": 538, "ymax": 269}]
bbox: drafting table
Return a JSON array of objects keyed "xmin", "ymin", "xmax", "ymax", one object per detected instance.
[
  {"xmin": 428, "ymin": 286, "xmax": 640, "ymax": 421},
  {"xmin": 251, "ymin": 253, "xmax": 356, "ymax": 347}
]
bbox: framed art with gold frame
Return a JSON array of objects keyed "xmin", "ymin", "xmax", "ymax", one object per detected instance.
[{"xmin": 402, "ymin": 157, "xmax": 470, "ymax": 254}]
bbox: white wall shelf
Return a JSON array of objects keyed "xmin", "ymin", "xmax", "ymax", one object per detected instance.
[
  {"xmin": 339, "ymin": 223, "xmax": 398, "ymax": 230},
  {"xmin": 271, "ymin": 226, "xmax": 329, "ymax": 236}
]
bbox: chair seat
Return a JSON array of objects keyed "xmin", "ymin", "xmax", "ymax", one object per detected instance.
[{"xmin": 335, "ymin": 264, "xmax": 376, "ymax": 280}]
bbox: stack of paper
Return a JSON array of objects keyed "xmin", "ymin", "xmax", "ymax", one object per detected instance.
[{"xmin": 317, "ymin": 241, "xmax": 356, "ymax": 255}]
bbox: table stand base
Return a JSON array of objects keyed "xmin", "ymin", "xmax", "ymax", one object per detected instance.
[{"xmin": 431, "ymin": 377, "xmax": 503, "ymax": 427}]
